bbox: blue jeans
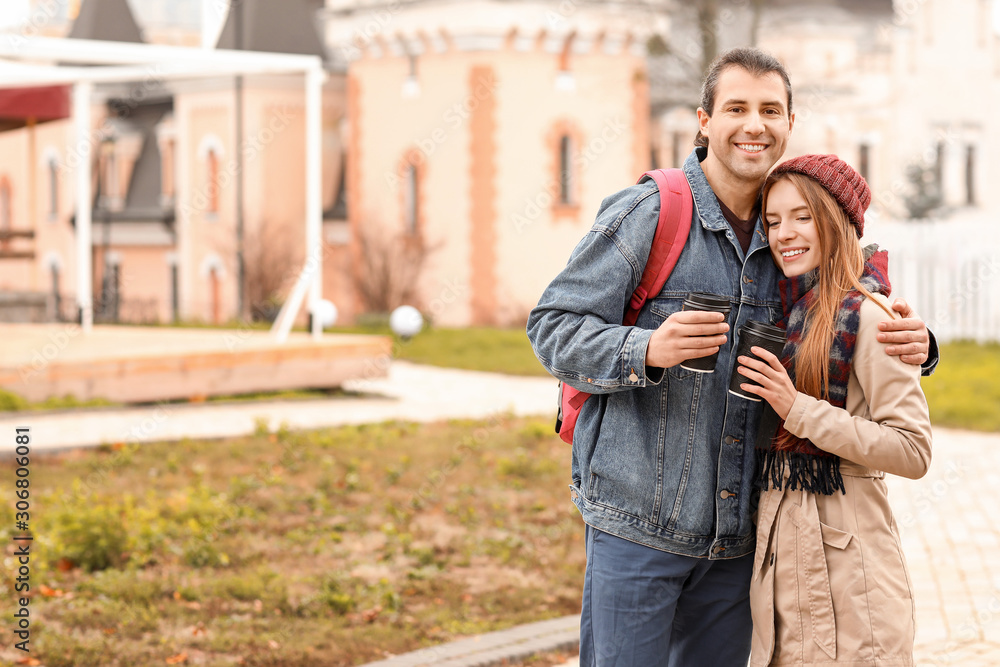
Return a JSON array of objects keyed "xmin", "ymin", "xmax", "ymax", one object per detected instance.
[{"xmin": 580, "ymin": 526, "xmax": 753, "ymax": 666}]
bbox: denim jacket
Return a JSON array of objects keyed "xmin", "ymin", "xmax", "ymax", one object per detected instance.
[{"xmin": 527, "ymin": 148, "xmax": 787, "ymax": 559}]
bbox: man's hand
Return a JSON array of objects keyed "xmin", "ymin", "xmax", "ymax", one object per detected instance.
[
  {"xmin": 877, "ymin": 298, "xmax": 929, "ymax": 366},
  {"xmin": 645, "ymin": 310, "xmax": 729, "ymax": 369}
]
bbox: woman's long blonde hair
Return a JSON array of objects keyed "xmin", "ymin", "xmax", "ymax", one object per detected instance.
[{"xmin": 761, "ymin": 172, "xmax": 895, "ymax": 400}]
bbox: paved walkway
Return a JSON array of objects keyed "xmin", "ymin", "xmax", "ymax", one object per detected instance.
[
  {"xmin": 0, "ymin": 361, "xmax": 558, "ymax": 453},
  {"xmin": 2, "ymin": 362, "xmax": 997, "ymax": 664}
]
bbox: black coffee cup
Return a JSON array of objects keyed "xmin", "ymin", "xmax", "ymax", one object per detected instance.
[
  {"xmin": 729, "ymin": 320, "xmax": 787, "ymax": 401},
  {"xmin": 679, "ymin": 292, "xmax": 732, "ymax": 373}
]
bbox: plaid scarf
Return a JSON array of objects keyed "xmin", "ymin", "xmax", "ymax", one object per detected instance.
[{"xmin": 756, "ymin": 245, "xmax": 892, "ymax": 495}]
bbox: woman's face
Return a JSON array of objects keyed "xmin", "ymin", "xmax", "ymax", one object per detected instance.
[{"xmin": 765, "ymin": 179, "xmax": 822, "ymax": 277}]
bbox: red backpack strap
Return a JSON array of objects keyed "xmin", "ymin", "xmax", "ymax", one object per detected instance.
[{"xmin": 623, "ymin": 168, "xmax": 693, "ymax": 327}]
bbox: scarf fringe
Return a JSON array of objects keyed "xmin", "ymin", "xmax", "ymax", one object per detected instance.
[{"xmin": 756, "ymin": 447, "xmax": 846, "ymax": 496}]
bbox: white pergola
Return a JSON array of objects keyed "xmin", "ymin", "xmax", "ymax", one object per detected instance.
[{"xmin": 0, "ymin": 35, "xmax": 325, "ymax": 341}]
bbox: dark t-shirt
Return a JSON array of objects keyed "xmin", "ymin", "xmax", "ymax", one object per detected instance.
[{"xmin": 716, "ymin": 197, "xmax": 760, "ymax": 257}]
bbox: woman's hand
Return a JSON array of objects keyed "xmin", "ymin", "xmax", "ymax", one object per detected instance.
[{"xmin": 737, "ymin": 347, "xmax": 798, "ymax": 419}]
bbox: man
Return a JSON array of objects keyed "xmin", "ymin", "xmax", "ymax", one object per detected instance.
[{"xmin": 526, "ymin": 47, "xmax": 936, "ymax": 666}]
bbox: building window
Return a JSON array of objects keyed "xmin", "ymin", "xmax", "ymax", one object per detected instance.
[
  {"xmin": 559, "ymin": 135, "xmax": 573, "ymax": 205},
  {"xmin": 170, "ymin": 263, "xmax": 179, "ymax": 323},
  {"xmin": 162, "ymin": 138, "xmax": 176, "ymax": 202},
  {"xmin": 50, "ymin": 262, "xmax": 62, "ymax": 321},
  {"xmin": 207, "ymin": 148, "xmax": 220, "ymax": 214},
  {"xmin": 101, "ymin": 138, "xmax": 120, "ymax": 208},
  {"xmin": 859, "ymin": 144, "xmax": 870, "ymax": 182},
  {"xmin": 47, "ymin": 158, "xmax": 59, "ymax": 219},
  {"xmin": 402, "ymin": 55, "xmax": 420, "ymax": 98},
  {"xmin": 197, "ymin": 135, "xmax": 225, "ymax": 217},
  {"xmin": 966, "ymin": 144, "xmax": 976, "ymax": 206},
  {"xmin": 404, "ymin": 165, "xmax": 418, "ymax": 235},
  {"xmin": 934, "ymin": 141, "xmax": 945, "ymax": 191}
]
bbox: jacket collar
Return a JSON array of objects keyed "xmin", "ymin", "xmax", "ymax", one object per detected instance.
[
  {"xmin": 683, "ymin": 147, "xmax": 774, "ymax": 259},
  {"xmin": 683, "ymin": 147, "xmax": 734, "ymax": 233}
]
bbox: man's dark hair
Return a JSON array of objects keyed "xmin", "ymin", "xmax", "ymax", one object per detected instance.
[{"xmin": 693, "ymin": 47, "xmax": 793, "ymax": 148}]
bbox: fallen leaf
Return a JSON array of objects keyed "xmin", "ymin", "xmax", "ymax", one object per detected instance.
[
  {"xmin": 173, "ymin": 590, "xmax": 182, "ymax": 601},
  {"xmin": 39, "ymin": 584, "xmax": 65, "ymax": 597},
  {"xmin": 56, "ymin": 557, "xmax": 76, "ymax": 572},
  {"xmin": 361, "ymin": 606, "xmax": 382, "ymax": 623},
  {"xmin": 15, "ymin": 658, "xmax": 41, "ymax": 666},
  {"xmin": 103, "ymin": 627, "xmax": 116, "ymax": 635},
  {"xmin": 165, "ymin": 653, "xmax": 188, "ymax": 665}
]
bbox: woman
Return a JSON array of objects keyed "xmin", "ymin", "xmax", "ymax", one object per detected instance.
[{"xmin": 735, "ymin": 154, "xmax": 932, "ymax": 666}]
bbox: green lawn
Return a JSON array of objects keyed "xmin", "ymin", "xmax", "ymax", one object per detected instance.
[
  {"xmin": 3, "ymin": 322, "xmax": 997, "ymax": 434},
  {"xmin": 347, "ymin": 325, "xmax": 1000, "ymax": 434},
  {"xmin": 0, "ymin": 417, "xmax": 583, "ymax": 667},
  {"xmin": 332, "ymin": 325, "xmax": 550, "ymax": 377},
  {"xmin": 920, "ymin": 340, "xmax": 1000, "ymax": 432}
]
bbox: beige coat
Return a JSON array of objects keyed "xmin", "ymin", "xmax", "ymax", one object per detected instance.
[{"xmin": 750, "ymin": 295, "xmax": 933, "ymax": 666}]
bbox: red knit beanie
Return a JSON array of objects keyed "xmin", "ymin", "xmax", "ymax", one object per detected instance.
[{"xmin": 770, "ymin": 154, "xmax": 871, "ymax": 238}]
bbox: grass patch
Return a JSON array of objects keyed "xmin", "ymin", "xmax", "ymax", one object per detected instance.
[
  {"xmin": 0, "ymin": 416, "xmax": 583, "ymax": 667},
  {"xmin": 332, "ymin": 324, "xmax": 548, "ymax": 376},
  {"xmin": 921, "ymin": 340, "xmax": 1000, "ymax": 432}
]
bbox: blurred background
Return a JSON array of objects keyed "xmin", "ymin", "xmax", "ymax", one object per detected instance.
[
  {"xmin": 0, "ymin": 0, "xmax": 995, "ymax": 341},
  {"xmin": 1, "ymin": 3, "xmax": 999, "ymax": 666}
]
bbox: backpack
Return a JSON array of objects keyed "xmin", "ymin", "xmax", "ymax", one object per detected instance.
[{"xmin": 555, "ymin": 168, "xmax": 694, "ymax": 444}]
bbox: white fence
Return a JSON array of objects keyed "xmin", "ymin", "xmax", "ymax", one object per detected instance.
[{"xmin": 862, "ymin": 214, "xmax": 1000, "ymax": 344}]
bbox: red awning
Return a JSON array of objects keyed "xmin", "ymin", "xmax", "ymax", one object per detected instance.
[{"xmin": 0, "ymin": 86, "xmax": 71, "ymax": 125}]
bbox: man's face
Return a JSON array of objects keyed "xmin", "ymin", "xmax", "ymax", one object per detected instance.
[{"xmin": 697, "ymin": 67, "xmax": 794, "ymax": 185}]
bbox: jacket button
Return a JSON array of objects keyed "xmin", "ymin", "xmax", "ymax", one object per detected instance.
[
  {"xmin": 743, "ymin": 276, "xmax": 753, "ymax": 283},
  {"xmin": 712, "ymin": 545, "xmax": 725, "ymax": 555},
  {"xmin": 720, "ymin": 490, "xmax": 732, "ymax": 499},
  {"xmin": 629, "ymin": 372, "xmax": 639, "ymax": 383},
  {"xmin": 723, "ymin": 435, "xmax": 736, "ymax": 445}
]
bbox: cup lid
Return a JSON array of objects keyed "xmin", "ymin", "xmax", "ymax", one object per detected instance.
[
  {"xmin": 684, "ymin": 292, "xmax": 731, "ymax": 311},
  {"xmin": 741, "ymin": 320, "xmax": 786, "ymax": 340}
]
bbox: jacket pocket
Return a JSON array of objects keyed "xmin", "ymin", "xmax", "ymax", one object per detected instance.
[{"xmin": 820, "ymin": 521, "xmax": 853, "ymax": 550}]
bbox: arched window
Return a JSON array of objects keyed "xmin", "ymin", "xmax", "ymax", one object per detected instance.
[
  {"xmin": 966, "ymin": 144, "xmax": 976, "ymax": 206},
  {"xmin": 197, "ymin": 135, "xmax": 225, "ymax": 217},
  {"xmin": 404, "ymin": 164, "xmax": 418, "ymax": 235},
  {"xmin": 558, "ymin": 135, "xmax": 573, "ymax": 205},
  {"xmin": 548, "ymin": 120, "xmax": 582, "ymax": 222},
  {"xmin": 47, "ymin": 157, "xmax": 59, "ymax": 218},
  {"xmin": 207, "ymin": 148, "xmax": 220, "ymax": 214}
]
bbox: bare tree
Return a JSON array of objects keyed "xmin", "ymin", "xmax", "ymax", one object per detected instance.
[
  {"xmin": 242, "ymin": 220, "xmax": 300, "ymax": 322},
  {"xmin": 353, "ymin": 226, "xmax": 439, "ymax": 314}
]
